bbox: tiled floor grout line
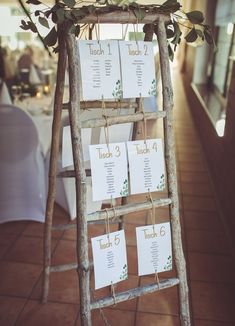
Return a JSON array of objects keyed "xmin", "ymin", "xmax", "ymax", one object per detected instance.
[
  {"xmin": 13, "ymin": 225, "xmax": 67, "ymax": 325},
  {"xmin": 1, "ymin": 223, "xmax": 30, "ymax": 261},
  {"xmin": 174, "ymin": 103, "xmax": 201, "ymax": 326},
  {"xmin": 179, "ymin": 196, "xmax": 195, "ymax": 325}
]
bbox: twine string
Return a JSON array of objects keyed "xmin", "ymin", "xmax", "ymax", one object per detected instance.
[
  {"xmin": 95, "ymin": 16, "xmax": 100, "ymax": 42},
  {"xmin": 139, "ymin": 93, "xmax": 148, "ymax": 148},
  {"xmin": 111, "ymin": 281, "xmax": 117, "ymax": 306},
  {"xmin": 102, "ymin": 96, "xmax": 110, "ymax": 153},
  {"xmin": 104, "ymin": 208, "xmax": 111, "ymax": 236}
]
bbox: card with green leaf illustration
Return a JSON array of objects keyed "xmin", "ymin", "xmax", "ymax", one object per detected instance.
[
  {"xmin": 91, "ymin": 230, "xmax": 128, "ymax": 289},
  {"xmin": 89, "ymin": 142, "xmax": 128, "ymax": 201},
  {"xmin": 119, "ymin": 40, "xmax": 156, "ymax": 98},
  {"xmin": 136, "ymin": 222, "xmax": 172, "ymax": 276},
  {"xmin": 127, "ymin": 139, "xmax": 165, "ymax": 194},
  {"xmin": 77, "ymin": 40, "xmax": 121, "ymax": 100}
]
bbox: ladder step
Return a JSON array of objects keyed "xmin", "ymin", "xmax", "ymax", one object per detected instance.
[
  {"xmin": 50, "ymin": 262, "xmax": 94, "ymax": 272},
  {"xmin": 81, "ymin": 111, "xmax": 166, "ymax": 129},
  {"xmin": 52, "ymin": 197, "xmax": 171, "ymax": 228},
  {"xmin": 63, "ymin": 100, "xmax": 139, "ymax": 110},
  {"xmin": 87, "ymin": 197, "xmax": 171, "ymax": 223},
  {"xmin": 90, "ymin": 277, "xmax": 179, "ymax": 310},
  {"xmin": 58, "ymin": 169, "xmax": 91, "ymax": 178},
  {"xmin": 52, "ymin": 218, "xmax": 122, "ymax": 231},
  {"xmin": 50, "ymin": 263, "xmax": 78, "ymax": 272}
]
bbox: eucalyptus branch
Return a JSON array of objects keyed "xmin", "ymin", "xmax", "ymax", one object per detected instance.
[
  {"xmin": 19, "ymin": 0, "xmax": 215, "ymax": 60},
  {"xmin": 177, "ymin": 21, "xmax": 193, "ymax": 30},
  {"xmin": 18, "ymin": 0, "xmax": 52, "ymax": 56}
]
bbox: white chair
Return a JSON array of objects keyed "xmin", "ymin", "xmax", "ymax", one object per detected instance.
[
  {"xmin": 0, "ymin": 104, "xmax": 46, "ymax": 223},
  {"xmin": 46, "ymin": 111, "xmax": 102, "ymax": 220}
]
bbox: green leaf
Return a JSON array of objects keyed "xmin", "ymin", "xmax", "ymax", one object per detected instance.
[
  {"xmin": 53, "ymin": 45, "xmax": 59, "ymax": 53},
  {"xmin": 65, "ymin": 11, "xmax": 72, "ymax": 20},
  {"xmin": 86, "ymin": 5, "xmax": 96, "ymax": 14},
  {"xmin": 67, "ymin": 20, "xmax": 78, "ymax": 35},
  {"xmin": 195, "ymin": 28, "xmax": 203, "ymax": 39},
  {"xmin": 44, "ymin": 10, "xmax": 52, "ymax": 18},
  {"xmin": 63, "ymin": 0, "xmax": 76, "ymax": 8},
  {"xmin": 51, "ymin": 12, "xmax": 58, "ymax": 24},
  {"xmin": 56, "ymin": 8, "xmax": 65, "ymax": 24},
  {"xmin": 68, "ymin": 24, "xmax": 76, "ymax": 34},
  {"xmin": 74, "ymin": 25, "xmax": 80, "ymax": 37},
  {"xmin": 168, "ymin": 44, "xmax": 174, "ymax": 61},
  {"xmin": 185, "ymin": 28, "xmax": 198, "ymax": 43},
  {"xmin": 27, "ymin": 21, "xmax": 37, "ymax": 33},
  {"xmin": 71, "ymin": 8, "xmax": 88, "ymax": 20},
  {"xmin": 20, "ymin": 21, "xmax": 29, "ymax": 31},
  {"xmin": 39, "ymin": 16, "xmax": 49, "ymax": 29},
  {"xmin": 162, "ymin": 0, "xmax": 177, "ymax": 6},
  {"xmin": 44, "ymin": 27, "xmax": 58, "ymax": 47},
  {"xmin": 186, "ymin": 10, "xmax": 204, "ymax": 24},
  {"xmin": 204, "ymin": 28, "xmax": 213, "ymax": 44},
  {"xmin": 161, "ymin": 0, "xmax": 181, "ymax": 12},
  {"xmin": 170, "ymin": 21, "xmax": 182, "ymax": 44},
  {"xmin": 165, "ymin": 23, "xmax": 175, "ymax": 39},
  {"xmin": 26, "ymin": 0, "xmax": 41, "ymax": 5},
  {"xmin": 133, "ymin": 8, "xmax": 146, "ymax": 21}
]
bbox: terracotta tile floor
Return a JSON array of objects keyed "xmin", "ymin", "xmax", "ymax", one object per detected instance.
[{"xmin": 1, "ymin": 69, "xmax": 235, "ymax": 325}]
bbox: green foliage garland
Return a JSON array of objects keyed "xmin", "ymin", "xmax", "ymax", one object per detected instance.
[{"xmin": 20, "ymin": 0, "xmax": 215, "ymax": 60}]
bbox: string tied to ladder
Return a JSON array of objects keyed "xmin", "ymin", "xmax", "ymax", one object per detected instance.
[
  {"xmin": 147, "ymin": 190, "xmax": 155, "ymax": 230},
  {"xmin": 95, "ymin": 15, "xmax": 101, "ymax": 42},
  {"xmin": 111, "ymin": 281, "xmax": 117, "ymax": 306},
  {"xmin": 110, "ymin": 195, "xmax": 117, "ymax": 221},
  {"xmin": 102, "ymin": 95, "xmax": 111, "ymax": 153},
  {"xmin": 139, "ymin": 93, "xmax": 148, "ymax": 149},
  {"xmin": 122, "ymin": 10, "xmax": 130, "ymax": 40},
  {"xmin": 133, "ymin": 18, "xmax": 139, "ymax": 51},
  {"xmin": 104, "ymin": 208, "xmax": 111, "ymax": 236},
  {"xmin": 147, "ymin": 190, "xmax": 160, "ymax": 287}
]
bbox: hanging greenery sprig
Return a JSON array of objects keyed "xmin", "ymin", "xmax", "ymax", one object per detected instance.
[{"xmin": 20, "ymin": 0, "xmax": 215, "ymax": 60}]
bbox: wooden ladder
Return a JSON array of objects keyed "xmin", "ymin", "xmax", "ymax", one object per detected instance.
[{"xmin": 41, "ymin": 9, "xmax": 191, "ymax": 326}]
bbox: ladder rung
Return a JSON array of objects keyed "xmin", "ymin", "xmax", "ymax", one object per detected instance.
[
  {"xmin": 51, "ymin": 198, "xmax": 170, "ymax": 230},
  {"xmin": 53, "ymin": 198, "xmax": 171, "ymax": 225},
  {"xmin": 50, "ymin": 262, "xmax": 94, "ymax": 272},
  {"xmin": 81, "ymin": 111, "xmax": 166, "ymax": 129},
  {"xmin": 52, "ymin": 218, "xmax": 122, "ymax": 231},
  {"xmin": 87, "ymin": 197, "xmax": 171, "ymax": 223},
  {"xmin": 90, "ymin": 277, "xmax": 179, "ymax": 310},
  {"xmin": 50, "ymin": 263, "xmax": 78, "ymax": 272},
  {"xmin": 63, "ymin": 100, "xmax": 139, "ymax": 110},
  {"xmin": 58, "ymin": 169, "xmax": 91, "ymax": 178}
]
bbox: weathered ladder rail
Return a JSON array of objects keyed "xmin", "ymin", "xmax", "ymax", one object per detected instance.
[{"xmin": 42, "ymin": 9, "xmax": 191, "ymax": 326}]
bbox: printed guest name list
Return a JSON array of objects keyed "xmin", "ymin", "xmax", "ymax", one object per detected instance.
[
  {"xmin": 89, "ymin": 142, "xmax": 128, "ymax": 201},
  {"xmin": 119, "ymin": 41, "xmax": 156, "ymax": 98},
  {"xmin": 78, "ymin": 40, "xmax": 121, "ymax": 100},
  {"xmin": 127, "ymin": 139, "xmax": 165, "ymax": 194}
]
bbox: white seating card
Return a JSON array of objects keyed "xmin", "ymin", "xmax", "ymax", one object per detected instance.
[
  {"xmin": 136, "ymin": 222, "xmax": 172, "ymax": 276},
  {"xmin": 89, "ymin": 142, "xmax": 128, "ymax": 201},
  {"xmin": 119, "ymin": 41, "xmax": 156, "ymax": 98},
  {"xmin": 91, "ymin": 230, "xmax": 128, "ymax": 289},
  {"xmin": 78, "ymin": 40, "xmax": 122, "ymax": 100},
  {"xmin": 127, "ymin": 139, "xmax": 165, "ymax": 194}
]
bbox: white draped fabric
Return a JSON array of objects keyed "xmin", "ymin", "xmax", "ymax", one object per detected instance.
[{"xmin": 0, "ymin": 104, "xmax": 46, "ymax": 223}]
